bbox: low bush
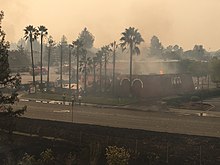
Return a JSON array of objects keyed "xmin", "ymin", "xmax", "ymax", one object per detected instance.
[
  {"xmin": 190, "ymin": 96, "xmax": 200, "ymax": 102},
  {"xmin": 106, "ymin": 146, "xmax": 130, "ymax": 165},
  {"xmin": 162, "ymin": 96, "xmax": 189, "ymax": 106}
]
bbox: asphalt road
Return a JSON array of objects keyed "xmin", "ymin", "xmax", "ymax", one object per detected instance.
[{"xmin": 15, "ymin": 101, "xmax": 220, "ymax": 138}]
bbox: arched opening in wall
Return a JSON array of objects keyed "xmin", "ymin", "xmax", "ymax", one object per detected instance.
[
  {"xmin": 131, "ymin": 79, "xmax": 144, "ymax": 98},
  {"xmin": 171, "ymin": 76, "xmax": 182, "ymax": 88},
  {"xmin": 119, "ymin": 78, "xmax": 130, "ymax": 97}
]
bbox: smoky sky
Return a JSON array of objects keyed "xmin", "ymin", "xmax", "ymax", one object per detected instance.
[{"xmin": 1, "ymin": 0, "xmax": 220, "ymax": 50}]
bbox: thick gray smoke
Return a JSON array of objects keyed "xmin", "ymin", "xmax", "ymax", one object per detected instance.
[{"xmin": 1, "ymin": 1, "xmax": 28, "ymax": 41}]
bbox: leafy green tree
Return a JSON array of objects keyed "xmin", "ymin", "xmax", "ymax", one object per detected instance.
[
  {"xmin": 193, "ymin": 45, "xmax": 205, "ymax": 59},
  {"xmin": 92, "ymin": 56, "xmax": 99, "ymax": 91},
  {"xmin": 163, "ymin": 45, "xmax": 183, "ymax": 60},
  {"xmin": 60, "ymin": 35, "xmax": 69, "ymax": 62},
  {"xmin": 209, "ymin": 57, "xmax": 220, "ymax": 87},
  {"xmin": 0, "ymin": 11, "xmax": 26, "ymax": 133},
  {"xmin": 72, "ymin": 39, "xmax": 84, "ymax": 95},
  {"xmin": 8, "ymin": 45, "xmax": 30, "ymax": 71},
  {"xmin": 24, "ymin": 25, "xmax": 39, "ymax": 87},
  {"xmin": 120, "ymin": 27, "xmax": 144, "ymax": 95},
  {"xmin": 150, "ymin": 35, "xmax": 163, "ymax": 58},
  {"xmin": 80, "ymin": 52, "xmax": 92, "ymax": 94},
  {"xmin": 38, "ymin": 25, "xmax": 48, "ymax": 90},
  {"xmin": 78, "ymin": 27, "xmax": 95, "ymax": 49},
  {"xmin": 183, "ymin": 45, "xmax": 207, "ymax": 61},
  {"xmin": 106, "ymin": 146, "xmax": 130, "ymax": 165},
  {"xmin": 46, "ymin": 36, "xmax": 55, "ymax": 90},
  {"xmin": 17, "ymin": 38, "xmax": 26, "ymax": 48}
]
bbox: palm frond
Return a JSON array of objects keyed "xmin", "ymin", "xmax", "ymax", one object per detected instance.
[
  {"xmin": 134, "ymin": 46, "xmax": 140, "ymax": 55},
  {"xmin": 120, "ymin": 27, "xmax": 144, "ymax": 55}
]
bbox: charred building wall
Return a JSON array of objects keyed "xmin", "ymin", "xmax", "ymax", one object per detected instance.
[{"xmin": 117, "ymin": 74, "xmax": 194, "ymax": 98}]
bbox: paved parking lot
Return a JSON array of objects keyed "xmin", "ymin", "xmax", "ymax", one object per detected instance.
[{"xmin": 20, "ymin": 67, "xmax": 70, "ymax": 84}]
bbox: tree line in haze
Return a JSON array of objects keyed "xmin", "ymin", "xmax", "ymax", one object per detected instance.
[{"xmin": 5, "ymin": 14, "xmax": 220, "ymax": 95}]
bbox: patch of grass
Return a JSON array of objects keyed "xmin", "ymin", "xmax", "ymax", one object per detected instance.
[
  {"xmin": 22, "ymin": 92, "xmax": 66, "ymax": 101},
  {"xmin": 83, "ymin": 96, "xmax": 137, "ymax": 105},
  {"xmin": 162, "ymin": 95, "xmax": 189, "ymax": 106},
  {"xmin": 163, "ymin": 88, "xmax": 220, "ymax": 108}
]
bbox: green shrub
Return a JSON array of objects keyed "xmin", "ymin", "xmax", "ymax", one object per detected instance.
[
  {"xmin": 106, "ymin": 146, "xmax": 130, "ymax": 165},
  {"xmin": 39, "ymin": 149, "xmax": 55, "ymax": 165},
  {"xmin": 190, "ymin": 96, "xmax": 200, "ymax": 102},
  {"xmin": 162, "ymin": 96, "xmax": 188, "ymax": 106},
  {"xmin": 18, "ymin": 153, "xmax": 37, "ymax": 165}
]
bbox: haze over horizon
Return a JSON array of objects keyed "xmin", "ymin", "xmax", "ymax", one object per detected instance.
[{"xmin": 1, "ymin": 0, "xmax": 220, "ymax": 51}]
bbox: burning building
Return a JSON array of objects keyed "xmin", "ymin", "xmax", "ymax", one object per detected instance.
[{"xmin": 116, "ymin": 74, "xmax": 194, "ymax": 98}]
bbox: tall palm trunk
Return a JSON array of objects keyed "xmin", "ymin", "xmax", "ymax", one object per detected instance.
[
  {"xmin": 99, "ymin": 59, "xmax": 102, "ymax": 92},
  {"xmin": 47, "ymin": 46, "xmax": 51, "ymax": 90},
  {"xmin": 60, "ymin": 45, "xmax": 63, "ymax": 88},
  {"xmin": 112, "ymin": 47, "xmax": 116, "ymax": 95},
  {"xmin": 104, "ymin": 54, "xmax": 107, "ymax": 92},
  {"xmin": 93, "ymin": 63, "xmax": 96, "ymax": 91},
  {"xmin": 84, "ymin": 59, "xmax": 87, "ymax": 94},
  {"xmin": 69, "ymin": 46, "xmax": 71, "ymax": 92},
  {"xmin": 76, "ymin": 47, "xmax": 79, "ymax": 96},
  {"xmin": 30, "ymin": 36, "xmax": 36, "ymax": 87},
  {"xmin": 40, "ymin": 34, "xmax": 43, "ymax": 90},
  {"xmin": 129, "ymin": 42, "xmax": 133, "ymax": 95}
]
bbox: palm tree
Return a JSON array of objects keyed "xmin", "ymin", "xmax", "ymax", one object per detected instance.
[
  {"xmin": 24, "ymin": 25, "xmax": 38, "ymax": 87},
  {"xmin": 68, "ymin": 44, "xmax": 73, "ymax": 92},
  {"xmin": 120, "ymin": 27, "xmax": 144, "ymax": 95},
  {"xmin": 38, "ymin": 25, "xmax": 48, "ymax": 90},
  {"xmin": 109, "ymin": 41, "xmax": 118, "ymax": 94},
  {"xmin": 96, "ymin": 50, "xmax": 103, "ymax": 92},
  {"xmin": 72, "ymin": 39, "xmax": 83, "ymax": 96},
  {"xmin": 60, "ymin": 35, "xmax": 68, "ymax": 88},
  {"xmin": 101, "ymin": 45, "xmax": 111, "ymax": 92},
  {"xmin": 46, "ymin": 36, "xmax": 55, "ymax": 90},
  {"xmin": 60, "ymin": 44, "xmax": 63, "ymax": 88},
  {"xmin": 79, "ymin": 51, "xmax": 92, "ymax": 94}
]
